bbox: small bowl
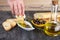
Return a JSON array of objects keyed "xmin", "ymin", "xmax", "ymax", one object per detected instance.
[
  {"xmin": 17, "ymin": 20, "xmax": 35, "ymax": 31},
  {"xmin": 31, "ymin": 20, "xmax": 45, "ymax": 28}
]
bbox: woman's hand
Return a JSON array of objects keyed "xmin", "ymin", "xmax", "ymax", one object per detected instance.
[{"xmin": 8, "ymin": 0, "xmax": 25, "ymax": 16}]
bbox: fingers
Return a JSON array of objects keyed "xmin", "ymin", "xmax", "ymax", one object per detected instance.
[
  {"xmin": 18, "ymin": 1, "xmax": 25, "ymax": 16},
  {"xmin": 13, "ymin": 1, "xmax": 19, "ymax": 16},
  {"xmin": 8, "ymin": 0, "xmax": 25, "ymax": 16},
  {"xmin": 8, "ymin": 0, "xmax": 15, "ymax": 15},
  {"xmin": 14, "ymin": 0, "xmax": 24, "ymax": 16},
  {"xmin": 10, "ymin": 3, "xmax": 15, "ymax": 15},
  {"xmin": 17, "ymin": 3, "xmax": 21, "ymax": 16},
  {"xmin": 20, "ymin": 4, "xmax": 24, "ymax": 16}
]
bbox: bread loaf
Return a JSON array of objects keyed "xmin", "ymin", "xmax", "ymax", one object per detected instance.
[{"xmin": 34, "ymin": 12, "xmax": 60, "ymax": 22}]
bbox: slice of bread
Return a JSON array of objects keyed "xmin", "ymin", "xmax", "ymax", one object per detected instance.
[
  {"xmin": 6, "ymin": 19, "xmax": 16, "ymax": 28},
  {"xmin": 34, "ymin": 12, "xmax": 60, "ymax": 21},
  {"xmin": 2, "ymin": 21, "xmax": 12, "ymax": 31}
]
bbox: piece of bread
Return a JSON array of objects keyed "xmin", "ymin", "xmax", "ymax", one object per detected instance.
[
  {"xmin": 34, "ymin": 12, "xmax": 60, "ymax": 22},
  {"xmin": 2, "ymin": 21, "xmax": 12, "ymax": 31},
  {"xmin": 2, "ymin": 19, "xmax": 17, "ymax": 31},
  {"xmin": 6, "ymin": 19, "xmax": 16, "ymax": 28},
  {"xmin": 34, "ymin": 12, "xmax": 51, "ymax": 19},
  {"xmin": 16, "ymin": 16, "xmax": 25, "ymax": 24}
]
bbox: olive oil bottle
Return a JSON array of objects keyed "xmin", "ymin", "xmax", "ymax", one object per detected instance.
[{"xmin": 44, "ymin": 0, "xmax": 60, "ymax": 36}]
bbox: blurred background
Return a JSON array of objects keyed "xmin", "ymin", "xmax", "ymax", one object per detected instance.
[{"xmin": 0, "ymin": 0, "xmax": 60, "ymax": 11}]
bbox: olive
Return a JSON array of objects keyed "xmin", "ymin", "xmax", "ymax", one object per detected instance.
[{"xmin": 42, "ymin": 21, "xmax": 46, "ymax": 24}]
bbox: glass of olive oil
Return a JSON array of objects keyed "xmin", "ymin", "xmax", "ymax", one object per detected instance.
[
  {"xmin": 44, "ymin": 21, "xmax": 60, "ymax": 36},
  {"xmin": 44, "ymin": 0, "xmax": 60, "ymax": 37}
]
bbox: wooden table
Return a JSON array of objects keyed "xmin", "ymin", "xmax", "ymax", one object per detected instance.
[{"xmin": 0, "ymin": 11, "xmax": 60, "ymax": 40}]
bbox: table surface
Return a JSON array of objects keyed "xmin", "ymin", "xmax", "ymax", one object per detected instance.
[{"xmin": 0, "ymin": 11, "xmax": 60, "ymax": 40}]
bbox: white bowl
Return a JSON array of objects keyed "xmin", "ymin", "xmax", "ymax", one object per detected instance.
[{"xmin": 17, "ymin": 21, "xmax": 35, "ymax": 31}]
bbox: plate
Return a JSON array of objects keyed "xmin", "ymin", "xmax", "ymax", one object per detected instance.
[{"xmin": 17, "ymin": 20, "xmax": 35, "ymax": 31}]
